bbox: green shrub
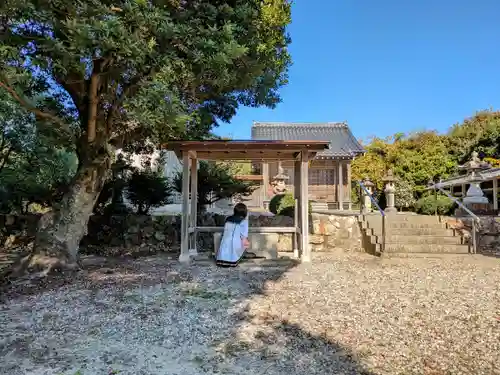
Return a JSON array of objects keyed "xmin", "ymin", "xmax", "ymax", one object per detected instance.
[
  {"xmin": 125, "ymin": 171, "xmax": 171, "ymax": 214},
  {"xmin": 415, "ymin": 194, "xmax": 455, "ymax": 216},
  {"xmin": 269, "ymin": 193, "xmax": 312, "ymax": 217},
  {"xmin": 269, "ymin": 194, "xmax": 283, "ymax": 215}
]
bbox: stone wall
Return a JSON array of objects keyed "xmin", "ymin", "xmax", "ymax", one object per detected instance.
[
  {"xmin": 444, "ymin": 216, "xmax": 500, "ymax": 256},
  {"xmin": 80, "ymin": 212, "xmax": 295, "ymax": 255},
  {"xmin": 0, "ymin": 212, "xmax": 362, "ymax": 256},
  {"xmin": 309, "ymin": 213, "xmax": 362, "ymax": 252}
]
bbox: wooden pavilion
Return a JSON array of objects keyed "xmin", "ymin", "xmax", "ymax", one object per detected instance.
[{"xmin": 164, "ymin": 140, "xmax": 330, "ymax": 263}]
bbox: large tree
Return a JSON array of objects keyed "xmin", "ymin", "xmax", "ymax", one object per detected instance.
[
  {"xmin": 0, "ymin": 0, "xmax": 291, "ymax": 271},
  {"xmin": 353, "ymin": 132, "xmax": 455, "ymax": 194},
  {"xmin": 447, "ymin": 110, "xmax": 500, "ymax": 164}
]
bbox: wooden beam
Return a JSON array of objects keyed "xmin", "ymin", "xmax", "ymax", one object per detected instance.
[
  {"xmin": 338, "ymin": 161, "xmax": 344, "ymax": 210},
  {"xmin": 300, "ymin": 150, "xmax": 311, "ymax": 262},
  {"xmin": 189, "ymin": 156, "xmax": 198, "ymax": 254},
  {"xmin": 262, "ymin": 162, "xmax": 269, "ymax": 207},
  {"xmin": 293, "ymin": 159, "xmax": 301, "ymax": 258},
  {"xmin": 194, "ymin": 226, "xmax": 299, "ymax": 233},
  {"xmin": 346, "ymin": 160, "xmax": 352, "ymax": 210},
  {"xmin": 179, "ymin": 152, "xmax": 190, "ymax": 262},
  {"xmin": 493, "ymin": 178, "xmax": 498, "ymax": 210}
]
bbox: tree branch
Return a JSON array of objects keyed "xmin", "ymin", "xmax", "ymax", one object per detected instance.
[
  {"xmin": 87, "ymin": 63, "xmax": 101, "ymax": 143},
  {"xmin": 0, "ymin": 80, "xmax": 72, "ymax": 135},
  {"xmin": 0, "ymin": 146, "xmax": 13, "ymax": 173}
]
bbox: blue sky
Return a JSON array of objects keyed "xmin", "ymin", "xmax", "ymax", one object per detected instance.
[{"xmin": 215, "ymin": 0, "xmax": 500, "ymax": 142}]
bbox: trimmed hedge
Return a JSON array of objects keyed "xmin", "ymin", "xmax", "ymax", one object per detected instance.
[{"xmin": 414, "ymin": 194, "xmax": 455, "ymax": 216}]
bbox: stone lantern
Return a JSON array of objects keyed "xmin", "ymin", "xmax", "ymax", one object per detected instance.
[
  {"xmin": 459, "ymin": 151, "xmax": 491, "ymax": 206},
  {"xmin": 383, "ymin": 169, "xmax": 397, "ymax": 213},
  {"xmin": 271, "ymin": 163, "xmax": 289, "ymax": 195},
  {"xmin": 361, "ymin": 176, "xmax": 374, "ymax": 213}
]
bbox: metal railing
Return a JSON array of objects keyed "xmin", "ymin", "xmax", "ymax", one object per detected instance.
[
  {"xmin": 356, "ymin": 180, "xmax": 386, "ymax": 253},
  {"xmin": 428, "ymin": 184, "xmax": 480, "ymax": 254}
]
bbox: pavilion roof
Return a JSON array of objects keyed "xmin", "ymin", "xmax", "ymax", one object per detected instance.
[
  {"xmin": 162, "ymin": 140, "xmax": 330, "ymax": 161},
  {"xmin": 431, "ymin": 167, "xmax": 500, "ymax": 188}
]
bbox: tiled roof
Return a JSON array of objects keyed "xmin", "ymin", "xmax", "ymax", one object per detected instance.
[{"xmin": 251, "ymin": 122, "xmax": 365, "ymax": 158}]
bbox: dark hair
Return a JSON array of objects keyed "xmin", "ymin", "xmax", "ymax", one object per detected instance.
[{"xmin": 233, "ymin": 203, "xmax": 248, "ymax": 219}]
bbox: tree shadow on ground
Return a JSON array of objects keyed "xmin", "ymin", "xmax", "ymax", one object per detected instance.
[
  {"xmin": 216, "ymin": 310, "xmax": 377, "ymax": 375},
  {"xmin": 0, "ymin": 253, "xmax": 377, "ymax": 374}
]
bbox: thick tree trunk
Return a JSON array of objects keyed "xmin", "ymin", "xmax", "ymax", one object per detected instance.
[{"xmin": 28, "ymin": 159, "xmax": 111, "ymax": 274}]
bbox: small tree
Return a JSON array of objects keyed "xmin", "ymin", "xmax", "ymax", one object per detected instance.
[
  {"xmin": 125, "ymin": 171, "xmax": 171, "ymax": 215},
  {"xmin": 415, "ymin": 194, "xmax": 455, "ymax": 216},
  {"xmin": 172, "ymin": 161, "xmax": 256, "ymax": 210},
  {"xmin": 395, "ymin": 179, "xmax": 416, "ymax": 211}
]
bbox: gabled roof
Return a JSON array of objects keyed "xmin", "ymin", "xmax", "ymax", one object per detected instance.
[{"xmin": 251, "ymin": 121, "xmax": 365, "ymax": 159}]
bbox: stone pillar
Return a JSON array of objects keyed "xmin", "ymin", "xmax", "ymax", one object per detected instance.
[
  {"xmin": 361, "ymin": 177, "xmax": 374, "ymax": 214},
  {"xmin": 460, "ymin": 151, "xmax": 490, "ymax": 206},
  {"xmin": 383, "ymin": 169, "xmax": 397, "ymax": 214}
]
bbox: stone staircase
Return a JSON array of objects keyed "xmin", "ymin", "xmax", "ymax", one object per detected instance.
[{"xmin": 359, "ymin": 213, "xmax": 471, "ymax": 255}]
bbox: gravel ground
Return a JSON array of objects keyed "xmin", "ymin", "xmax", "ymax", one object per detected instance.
[{"xmin": 0, "ymin": 252, "xmax": 499, "ymax": 375}]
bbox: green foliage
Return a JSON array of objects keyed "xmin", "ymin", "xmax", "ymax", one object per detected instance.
[
  {"xmin": 414, "ymin": 194, "xmax": 455, "ymax": 216},
  {"xmin": 1, "ymin": 0, "xmax": 292, "ymax": 150},
  {"xmin": 353, "ymin": 132, "xmax": 455, "ymax": 193},
  {"xmin": 172, "ymin": 161, "xmax": 256, "ymax": 209},
  {"xmin": 269, "ymin": 194, "xmax": 282, "ymax": 215},
  {"xmin": 447, "ymin": 110, "xmax": 500, "ymax": 163},
  {"xmin": 0, "ymin": 90, "xmax": 77, "ymax": 213},
  {"xmin": 125, "ymin": 171, "xmax": 171, "ymax": 215},
  {"xmin": 269, "ymin": 193, "xmax": 311, "ymax": 217}
]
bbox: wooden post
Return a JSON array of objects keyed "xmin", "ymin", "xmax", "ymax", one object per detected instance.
[
  {"xmin": 346, "ymin": 160, "xmax": 352, "ymax": 210},
  {"xmin": 493, "ymin": 178, "xmax": 498, "ymax": 211},
  {"xmin": 293, "ymin": 159, "xmax": 301, "ymax": 258},
  {"xmin": 189, "ymin": 155, "xmax": 198, "ymax": 255},
  {"xmin": 262, "ymin": 162, "xmax": 269, "ymax": 209},
  {"xmin": 461, "ymin": 183, "xmax": 466, "ymax": 198},
  {"xmin": 179, "ymin": 151, "xmax": 191, "ymax": 262},
  {"xmin": 300, "ymin": 150, "xmax": 310, "ymax": 262},
  {"xmin": 338, "ymin": 161, "xmax": 344, "ymax": 210}
]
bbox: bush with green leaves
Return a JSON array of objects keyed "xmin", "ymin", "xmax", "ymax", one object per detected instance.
[
  {"xmin": 269, "ymin": 193, "xmax": 312, "ymax": 217},
  {"xmin": 125, "ymin": 171, "xmax": 171, "ymax": 215},
  {"xmin": 172, "ymin": 161, "xmax": 256, "ymax": 210},
  {"xmin": 414, "ymin": 194, "xmax": 455, "ymax": 216}
]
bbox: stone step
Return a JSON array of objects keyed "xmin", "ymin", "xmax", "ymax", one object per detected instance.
[
  {"xmin": 370, "ymin": 234, "xmax": 464, "ymax": 245},
  {"xmin": 365, "ymin": 227, "xmax": 457, "ymax": 236},
  {"xmin": 361, "ymin": 213, "xmax": 443, "ymax": 223},
  {"xmin": 381, "ymin": 253, "xmax": 475, "ymax": 259},
  {"xmin": 378, "ymin": 243, "xmax": 470, "ymax": 254},
  {"xmin": 363, "ymin": 221, "xmax": 450, "ymax": 230}
]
